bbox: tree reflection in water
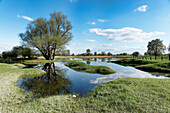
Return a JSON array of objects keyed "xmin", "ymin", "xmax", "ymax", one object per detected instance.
[{"xmin": 18, "ymin": 63, "xmax": 72, "ymax": 98}]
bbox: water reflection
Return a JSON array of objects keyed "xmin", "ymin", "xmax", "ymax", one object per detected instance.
[
  {"xmin": 101, "ymin": 58, "xmax": 106, "ymax": 62},
  {"xmin": 107, "ymin": 58, "xmax": 112, "ymax": 61},
  {"xmin": 86, "ymin": 60, "xmax": 91, "ymax": 64},
  {"xmin": 17, "ymin": 63, "xmax": 72, "ymax": 98},
  {"xmin": 90, "ymin": 69, "xmax": 166, "ymax": 84},
  {"xmin": 17, "ymin": 58, "xmax": 168, "ymax": 97}
]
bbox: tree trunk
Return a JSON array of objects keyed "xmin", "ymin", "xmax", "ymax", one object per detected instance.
[
  {"xmin": 44, "ymin": 55, "xmax": 51, "ymax": 60},
  {"xmin": 52, "ymin": 49, "xmax": 56, "ymax": 60},
  {"xmin": 155, "ymin": 55, "xmax": 157, "ymax": 60},
  {"xmin": 169, "ymin": 54, "xmax": 170, "ymax": 61}
]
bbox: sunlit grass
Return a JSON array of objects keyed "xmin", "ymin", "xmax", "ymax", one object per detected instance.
[
  {"xmin": 65, "ymin": 61, "xmax": 116, "ymax": 74},
  {"xmin": 59, "ymin": 78, "xmax": 170, "ymax": 112},
  {"xmin": 0, "ymin": 62, "xmax": 169, "ymax": 112},
  {"xmin": 109, "ymin": 58, "xmax": 170, "ymax": 76}
]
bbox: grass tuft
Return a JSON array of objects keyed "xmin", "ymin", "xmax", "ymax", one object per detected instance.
[{"xmin": 65, "ymin": 61, "xmax": 116, "ymax": 74}]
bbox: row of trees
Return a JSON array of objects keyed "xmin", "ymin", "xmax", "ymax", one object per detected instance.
[
  {"xmin": 77, "ymin": 49, "xmax": 113, "ymax": 56},
  {"xmin": 81, "ymin": 39, "xmax": 170, "ymax": 59},
  {"xmin": 2, "ymin": 46, "xmax": 33, "ymax": 59},
  {"xmin": 77, "ymin": 49, "xmax": 138, "ymax": 56}
]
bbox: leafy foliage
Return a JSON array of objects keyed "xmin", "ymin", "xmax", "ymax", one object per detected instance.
[
  {"xmin": 132, "ymin": 51, "xmax": 139, "ymax": 57},
  {"xmin": 2, "ymin": 46, "xmax": 32, "ymax": 59},
  {"xmin": 19, "ymin": 11, "xmax": 72, "ymax": 60},
  {"xmin": 147, "ymin": 39, "xmax": 166, "ymax": 56},
  {"xmin": 86, "ymin": 49, "xmax": 91, "ymax": 56},
  {"xmin": 168, "ymin": 44, "xmax": 170, "ymax": 52}
]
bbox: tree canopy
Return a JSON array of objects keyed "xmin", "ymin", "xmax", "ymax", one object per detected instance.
[
  {"xmin": 2, "ymin": 46, "xmax": 32, "ymax": 59},
  {"xmin": 19, "ymin": 11, "xmax": 72, "ymax": 60},
  {"xmin": 147, "ymin": 39, "xmax": 166, "ymax": 56},
  {"xmin": 86, "ymin": 49, "xmax": 91, "ymax": 56},
  {"xmin": 168, "ymin": 44, "xmax": 170, "ymax": 53},
  {"xmin": 132, "ymin": 51, "xmax": 139, "ymax": 57}
]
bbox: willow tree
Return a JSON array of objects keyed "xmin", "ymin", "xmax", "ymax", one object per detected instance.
[{"xmin": 19, "ymin": 11, "xmax": 72, "ymax": 60}]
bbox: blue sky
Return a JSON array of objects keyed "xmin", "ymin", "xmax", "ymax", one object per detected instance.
[{"xmin": 0, "ymin": 0, "xmax": 170, "ymax": 54}]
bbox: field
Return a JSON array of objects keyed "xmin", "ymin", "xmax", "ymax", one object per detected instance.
[{"xmin": 0, "ymin": 62, "xmax": 169, "ymax": 112}]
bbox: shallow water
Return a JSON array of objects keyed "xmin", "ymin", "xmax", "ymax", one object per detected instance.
[{"xmin": 17, "ymin": 58, "xmax": 168, "ymax": 97}]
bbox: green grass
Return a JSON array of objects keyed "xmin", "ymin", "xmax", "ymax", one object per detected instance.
[
  {"xmin": 136, "ymin": 63, "xmax": 170, "ymax": 76},
  {"xmin": 109, "ymin": 59, "xmax": 158, "ymax": 66},
  {"xmin": 0, "ymin": 63, "xmax": 169, "ymax": 112},
  {"xmin": 0, "ymin": 63, "xmax": 25, "ymax": 73},
  {"xmin": 61, "ymin": 78, "xmax": 170, "ymax": 112},
  {"xmin": 65, "ymin": 61, "xmax": 116, "ymax": 74},
  {"xmin": 24, "ymin": 59, "xmax": 80, "ymax": 65},
  {"xmin": 0, "ymin": 58, "xmax": 32, "ymax": 63},
  {"xmin": 136, "ymin": 55, "xmax": 169, "ymax": 61},
  {"xmin": 109, "ymin": 58, "xmax": 170, "ymax": 76}
]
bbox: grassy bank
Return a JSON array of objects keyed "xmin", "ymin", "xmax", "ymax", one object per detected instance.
[
  {"xmin": 65, "ymin": 61, "xmax": 116, "ymax": 74},
  {"xmin": 62, "ymin": 78, "xmax": 170, "ymax": 112},
  {"xmin": 109, "ymin": 59, "xmax": 170, "ymax": 76},
  {"xmin": 136, "ymin": 63, "xmax": 170, "ymax": 75},
  {"xmin": 109, "ymin": 59, "xmax": 158, "ymax": 66},
  {"xmin": 0, "ymin": 63, "xmax": 169, "ymax": 112},
  {"xmin": 24, "ymin": 59, "xmax": 81, "ymax": 65}
]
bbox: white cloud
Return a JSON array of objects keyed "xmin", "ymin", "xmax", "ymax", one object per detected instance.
[
  {"xmin": 17, "ymin": 15, "xmax": 20, "ymax": 18},
  {"xmin": 115, "ymin": 46, "xmax": 147, "ymax": 54},
  {"xmin": 134, "ymin": 5, "xmax": 148, "ymax": 12},
  {"xmin": 72, "ymin": 43, "xmax": 83, "ymax": 46},
  {"xmin": 0, "ymin": 42, "xmax": 18, "ymax": 53},
  {"xmin": 69, "ymin": 0, "xmax": 77, "ymax": 3},
  {"xmin": 92, "ymin": 46, "xmax": 147, "ymax": 54},
  {"xmin": 86, "ymin": 39, "xmax": 96, "ymax": 42},
  {"xmin": 92, "ymin": 48, "xmax": 118, "ymax": 53},
  {"xmin": 89, "ymin": 27, "xmax": 165, "ymax": 42},
  {"xmin": 17, "ymin": 15, "xmax": 34, "ymax": 21},
  {"xmin": 87, "ymin": 22, "xmax": 96, "ymax": 25},
  {"xmin": 100, "ymin": 43, "xmax": 114, "ymax": 47},
  {"xmin": 98, "ymin": 19, "xmax": 106, "ymax": 22},
  {"xmin": 91, "ymin": 22, "xmax": 96, "ymax": 25}
]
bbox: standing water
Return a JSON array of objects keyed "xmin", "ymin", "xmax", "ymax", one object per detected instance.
[{"xmin": 17, "ymin": 58, "xmax": 168, "ymax": 97}]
